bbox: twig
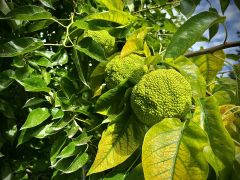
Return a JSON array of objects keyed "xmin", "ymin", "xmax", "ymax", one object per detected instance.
[
  {"xmin": 50, "ymin": 18, "xmax": 67, "ymax": 28},
  {"xmin": 184, "ymin": 41, "xmax": 240, "ymax": 57},
  {"xmin": 44, "ymin": 43, "xmax": 63, "ymax": 46}
]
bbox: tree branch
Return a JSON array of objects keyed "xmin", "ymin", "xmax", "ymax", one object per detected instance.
[{"xmin": 184, "ymin": 41, "xmax": 240, "ymax": 57}]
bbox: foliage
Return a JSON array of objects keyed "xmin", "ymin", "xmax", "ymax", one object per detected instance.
[{"xmin": 0, "ymin": 0, "xmax": 240, "ymax": 179}]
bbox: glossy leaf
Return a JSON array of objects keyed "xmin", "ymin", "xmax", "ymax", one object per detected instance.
[
  {"xmin": 180, "ymin": 0, "xmax": 196, "ymax": 17},
  {"xmin": 26, "ymin": 20, "xmax": 54, "ymax": 33},
  {"xmin": 142, "ymin": 118, "xmax": 209, "ymax": 180},
  {"xmin": 87, "ymin": 115, "xmax": 145, "ymax": 175},
  {"xmin": 50, "ymin": 136, "xmax": 67, "ymax": 165},
  {"xmin": 51, "ymin": 49, "xmax": 68, "ymax": 66},
  {"xmin": 120, "ymin": 39, "xmax": 143, "ymax": 58},
  {"xmin": 209, "ymin": 8, "xmax": 219, "ymax": 40},
  {"xmin": 39, "ymin": 0, "xmax": 55, "ymax": 10},
  {"xmin": 220, "ymin": 0, "xmax": 230, "ymax": 13},
  {"xmin": 86, "ymin": 11, "xmax": 134, "ymax": 25},
  {"xmin": 0, "ymin": 38, "xmax": 43, "ymax": 57},
  {"xmin": 53, "ymin": 152, "xmax": 89, "ymax": 173},
  {"xmin": 57, "ymin": 142, "xmax": 79, "ymax": 159},
  {"xmin": 97, "ymin": 0, "xmax": 124, "ymax": 11},
  {"xmin": 17, "ymin": 76, "xmax": 51, "ymax": 93},
  {"xmin": 23, "ymin": 97, "xmax": 46, "ymax": 108},
  {"xmin": 196, "ymin": 96, "xmax": 235, "ymax": 179},
  {"xmin": 5, "ymin": 5, "xmax": 52, "ymax": 20},
  {"xmin": 75, "ymin": 38, "xmax": 106, "ymax": 62},
  {"xmin": 191, "ymin": 50, "xmax": 225, "ymax": 84},
  {"xmin": 21, "ymin": 108, "xmax": 50, "ymax": 130},
  {"xmin": 73, "ymin": 131, "xmax": 92, "ymax": 146},
  {"xmin": 72, "ymin": 47, "xmax": 90, "ymax": 88},
  {"xmin": 165, "ymin": 11, "xmax": 225, "ymax": 58},
  {"xmin": 0, "ymin": 70, "xmax": 14, "ymax": 92},
  {"xmin": 169, "ymin": 56, "xmax": 206, "ymax": 98}
]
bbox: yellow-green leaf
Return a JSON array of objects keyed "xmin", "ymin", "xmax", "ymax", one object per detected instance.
[
  {"xmin": 120, "ymin": 39, "xmax": 143, "ymax": 58},
  {"xmin": 86, "ymin": 10, "xmax": 134, "ymax": 25},
  {"xmin": 191, "ymin": 50, "xmax": 225, "ymax": 84},
  {"xmin": 142, "ymin": 118, "xmax": 209, "ymax": 180},
  {"xmin": 87, "ymin": 115, "xmax": 145, "ymax": 175},
  {"xmin": 96, "ymin": 0, "xmax": 124, "ymax": 11}
]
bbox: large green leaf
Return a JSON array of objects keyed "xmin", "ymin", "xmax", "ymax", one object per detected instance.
[
  {"xmin": 168, "ymin": 56, "xmax": 206, "ymax": 98},
  {"xmin": 0, "ymin": 38, "xmax": 43, "ymax": 57},
  {"xmin": 20, "ymin": 108, "xmax": 50, "ymax": 130},
  {"xmin": 165, "ymin": 11, "xmax": 225, "ymax": 58},
  {"xmin": 180, "ymin": 0, "xmax": 197, "ymax": 18},
  {"xmin": 4, "ymin": 5, "xmax": 52, "ymax": 20},
  {"xmin": 195, "ymin": 96, "xmax": 235, "ymax": 179},
  {"xmin": 142, "ymin": 118, "xmax": 209, "ymax": 180},
  {"xmin": 191, "ymin": 50, "xmax": 225, "ymax": 84},
  {"xmin": 86, "ymin": 11, "xmax": 134, "ymax": 25},
  {"xmin": 87, "ymin": 114, "xmax": 145, "ymax": 175}
]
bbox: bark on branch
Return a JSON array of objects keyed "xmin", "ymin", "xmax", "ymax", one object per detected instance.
[{"xmin": 184, "ymin": 41, "xmax": 240, "ymax": 57}]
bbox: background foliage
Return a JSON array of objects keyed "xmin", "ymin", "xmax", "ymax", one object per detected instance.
[{"xmin": 0, "ymin": 0, "xmax": 240, "ymax": 179}]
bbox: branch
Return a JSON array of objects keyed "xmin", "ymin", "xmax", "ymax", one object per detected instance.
[{"xmin": 184, "ymin": 41, "xmax": 240, "ymax": 57}]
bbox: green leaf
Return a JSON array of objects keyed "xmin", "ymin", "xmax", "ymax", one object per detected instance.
[
  {"xmin": 39, "ymin": 0, "xmax": 55, "ymax": 10},
  {"xmin": 0, "ymin": 70, "xmax": 14, "ymax": 92},
  {"xmin": 142, "ymin": 118, "xmax": 209, "ymax": 180},
  {"xmin": 66, "ymin": 121, "xmax": 79, "ymax": 138},
  {"xmin": 73, "ymin": 131, "xmax": 92, "ymax": 146},
  {"xmin": 0, "ymin": 99, "xmax": 15, "ymax": 118},
  {"xmin": 180, "ymin": 0, "xmax": 197, "ymax": 18},
  {"xmin": 234, "ymin": 64, "xmax": 240, "ymax": 105},
  {"xmin": 226, "ymin": 54, "xmax": 240, "ymax": 61},
  {"xmin": 95, "ymin": 79, "xmax": 128, "ymax": 114},
  {"xmin": 20, "ymin": 108, "xmax": 50, "ymax": 130},
  {"xmin": 220, "ymin": 0, "xmax": 230, "ymax": 13},
  {"xmin": 51, "ymin": 108, "xmax": 64, "ymax": 120},
  {"xmin": 23, "ymin": 98, "xmax": 46, "ymax": 109},
  {"xmin": 51, "ymin": 49, "xmax": 68, "ymax": 66},
  {"xmin": 17, "ymin": 76, "xmax": 51, "ymax": 93},
  {"xmin": 87, "ymin": 114, "xmax": 145, "ymax": 175},
  {"xmin": 57, "ymin": 142, "xmax": 79, "ymax": 159},
  {"xmin": 53, "ymin": 152, "xmax": 89, "ymax": 173},
  {"xmin": 191, "ymin": 50, "xmax": 225, "ymax": 84},
  {"xmin": 26, "ymin": 19, "xmax": 54, "ymax": 33},
  {"xmin": 169, "ymin": 56, "xmax": 206, "ymax": 98},
  {"xmin": 86, "ymin": 10, "xmax": 134, "ymax": 25},
  {"xmin": 72, "ymin": 20, "xmax": 99, "ymax": 30},
  {"xmin": 0, "ymin": 38, "xmax": 43, "ymax": 57},
  {"xmin": 209, "ymin": 8, "xmax": 219, "ymax": 40},
  {"xmin": 72, "ymin": 47, "xmax": 90, "ymax": 88},
  {"xmin": 51, "ymin": 135, "xmax": 67, "ymax": 165},
  {"xmin": 234, "ymin": 0, "xmax": 240, "ymax": 10},
  {"xmin": 4, "ymin": 5, "xmax": 52, "ymax": 20},
  {"xmin": 165, "ymin": 11, "xmax": 225, "ymax": 58},
  {"xmin": 125, "ymin": 163, "xmax": 144, "ymax": 180},
  {"xmin": 75, "ymin": 38, "xmax": 106, "ymax": 62},
  {"xmin": 195, "ymin": 96, "xmax": 235, "ymax": 178},
  {"xmin": 97, "ymin": 0, "xmax": 124, "ymax": 11}
]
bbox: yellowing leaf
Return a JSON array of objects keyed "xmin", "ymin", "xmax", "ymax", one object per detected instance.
[
  {"xmin": 86, "ymin": 10, "xmax": 134, "ymax": 25},
  {"xmin": 191, "ymin": 50, "xmax": 225, "ymax": 84},
  {"xmin": 144, "ymin": 41, "xmax": 151, "ymax": 57},
  {"xmin": 120, "ymin": 39, "xmax": 143, "ymax": 58},
  {"xmin": 97, "ymin": 0, "xmax": 124, "ymax": 11},
  {"xmin": 142, "ymin": 118, "xmax": 209, "ymax": 180},
  {"xmin": 87, "ymin": 115, "xmax": 145, "ymax": 175}
]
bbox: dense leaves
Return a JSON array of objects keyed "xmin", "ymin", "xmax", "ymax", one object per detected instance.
[{"xmin": 0, "ymin": 0, "xmax": 239, "ymax": 179}]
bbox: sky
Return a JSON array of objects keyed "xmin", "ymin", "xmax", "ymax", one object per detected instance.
[{"xmin": 192, "ymin": 0, "xmax": 240, "ymax": 56}]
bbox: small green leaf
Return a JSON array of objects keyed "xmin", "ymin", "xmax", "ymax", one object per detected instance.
[
  {"xmin": 51, "ymin": 49, "xmax": 68, "ymax": 66},
  {"xmin": 125, "ymin": 163, "xmax": 144, "ymax": 180},
  {"xmin": 39, "ymin": 0, "xmax": 55, "ymax": 10},
  {"xmin": 17, "ymin": 76, "xmax": 51, "ymax": 93},
  {"xmin": 73, "ymin": 131, "xmax": 92, "ymax": 146},
  {"xmin": 180, "ymin": 0, "xmax": 197, "ymax": 17},
  {"xmin": 21, "ymin": 108, "xmax": 50, "ymax": 130},
  {"xmin": 57, "ymin": 142, "xmax": 79, "ymax": 159},
  {"xmin": 220, "ymin": 0, "xmax": 230, "ymax": 13},
  {"xmin": 226, "ymin": 54, "xmax": 240, "ymax": 61},
  {"xmin": 87, "ymin": 114, "xmax": 145, "ymax": 175},
  {"xmin": 53, "ymin": 152, "xmax": 89, "ymax": 173},
  {"xmin": 142, "ymin": 118, "xmax": 209, "ymax": 180},
  {"xmin": 51, "ymin": 108, "xmax": 64, "ymax": 120},
  {"xmin": 4, "ymin": 5, "xmax": 52, "ymax": 20},
  {"xmin": 0, "ymin": 70, "xmax": 14, "ymax": 92},
  {"xmin": 72, "ymin": 47, "xmax": 90, "ymax": 88},
  {"xmin": 0, "ymin": 38, "xmax": 43, "ymax": 57},
  {"xmin": 209, "ymin": 8, "xmax": 219, "ymax": 40},
  {"xmin": 26, "ymin": 20, "xmax": 54, "ymax": 33},
  {"xmin": 165, "ymin": 11, "xmax": 225, "ymax": 58},
  {"xmin": 234, "ymin": 0, "xmax": 240, "ymax": 10},
  {"xmin": 86, "ymin": 10, "xmax": 134, "ymax": 25},
  {"xmin": 23, "ymin": 97, "xmax": 46, "ymax": 108},
  {"xmin": 50, "ymin": 135, "xmax": 67, "ymax": 165}
]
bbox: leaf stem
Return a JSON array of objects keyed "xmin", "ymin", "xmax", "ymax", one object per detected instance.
[{"xmin": 50, "ymin": 18, "xmax": 67, "ymax": 28}]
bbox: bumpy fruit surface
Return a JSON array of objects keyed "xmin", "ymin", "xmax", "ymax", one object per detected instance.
[
  {"xmin": 83, "ymin": 30, "xmax": 115, "ymax": 56},
  {"xmin": 131, "ymin": 69, "xmax": 192, "ymax": 126},
  {"xmin": 105, "ymin": 54, "xmax": 148, "ymax": 88}
]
